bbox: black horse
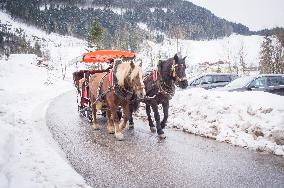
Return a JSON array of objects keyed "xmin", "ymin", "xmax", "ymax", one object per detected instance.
[{"xmin": 129, "ymin": 53, "xmax": 188, "ymax": 138}]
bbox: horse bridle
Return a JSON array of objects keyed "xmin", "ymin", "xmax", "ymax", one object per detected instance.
[{"xmin": 171, "ymin": 60, "xmax": 187, "ymax": 82}]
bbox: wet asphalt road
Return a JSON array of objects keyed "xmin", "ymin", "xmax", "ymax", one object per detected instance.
[{"xmin": 46, "ymin": 91, "xmax": 284, "ymax": 188}]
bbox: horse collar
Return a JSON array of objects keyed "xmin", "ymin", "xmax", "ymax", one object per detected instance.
[
  {"xmin": 114, "ymin": 85, "xmax": 134, "ymax": 100},
  {"xmin": 112, "ymin": 61, "xmax": 134, "ymax": 100}
]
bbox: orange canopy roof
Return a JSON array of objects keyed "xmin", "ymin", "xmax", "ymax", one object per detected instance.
[{"xmin": 81, "ymin": 50, "xmax": 136, "ymax": 63}]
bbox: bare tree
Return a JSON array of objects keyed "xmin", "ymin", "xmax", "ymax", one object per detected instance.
[
  {"xmin": 238, "ymin": 41, "xmax": 247, "ymax": 75},
  {"xmin": 222, "ymin": 38, "xmax": 233, "ymax": 73},
  {"xmin": 169, "ymin": 25, "xmax": 187, "ymax": 53},
  {"xmin": 60, "ymin": 56, "xmax": 67, "ymax": 80}
]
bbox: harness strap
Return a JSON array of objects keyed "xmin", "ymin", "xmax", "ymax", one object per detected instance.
[
  {"xmin": 94, "ymin": 72, "xmax": 112, "ymax": 103},
  {"xmin": 152, "ymin": 68, "xmax": 158, "ymax": 81},
  {"xmin": 108, "ymin": 69, "xmax": 113, "ymax": 87}
]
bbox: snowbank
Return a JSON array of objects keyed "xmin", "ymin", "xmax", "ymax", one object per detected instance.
[
  {"xmin": 0, "ymin": 55, "xmax": 90, "ymax": 187},
  {"xmin": 167, "ymin": 88, "xmax": 284, "ymax": 156}
]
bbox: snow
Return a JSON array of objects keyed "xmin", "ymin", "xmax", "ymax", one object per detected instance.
[
  {"xmin": 161, "ymin": 8, "xmax": 168, "ymax": 13},
  {"xmin": 0, "ymin": 55, "xmax": 91, "ymax": 188},
  {"xmin": 111, "ymin": 7, "xmax": 127, "ymax": 15},
  {"xmin": 0, "ymin": 11, "xmax": 90, "ymax": 188},
  {"xmin": 150, "ymin": 8, "xmax": 155, "ymax": 13},
  {"xmin": 137, "ymin": 22, "xmax": 148, "ymax": 31}
]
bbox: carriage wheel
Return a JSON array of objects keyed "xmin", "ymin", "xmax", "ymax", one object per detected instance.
[
  {"xmin": 76, "ymin": 90, "xmax": 81, "ymax": 112},
  {"xmin": 76, "ymin": 91, "xmax": 85, "ymax": 116},
  {"xmin": 87, "ymin": 98, "xmax": 93, "ymax": 122},
  {"xmin": 87, "ymin": 108, "xmax": 93, "ymax": 122}
]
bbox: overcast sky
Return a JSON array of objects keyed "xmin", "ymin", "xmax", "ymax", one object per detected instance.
[{"xmin": 188, "ymin": 0, "xmax": 284, "ymax": 31}]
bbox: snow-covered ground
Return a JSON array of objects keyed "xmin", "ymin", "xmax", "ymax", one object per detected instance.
[
  {"xmin": 0, "ymin": 11, "xmax": 91, "ymax": 188},
  {"xmin": 0, "ymin": 55, "xmax": 90, "ymax": 188}
]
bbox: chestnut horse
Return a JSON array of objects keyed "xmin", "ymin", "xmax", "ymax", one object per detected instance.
[{"xmin": 89, "ymin": 60, "xmax": 145, "ymax": 140}]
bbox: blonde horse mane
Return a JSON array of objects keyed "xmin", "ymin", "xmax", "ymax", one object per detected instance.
[{"xmin": 115, "ymin": 61, "xmax": 142, "ymax": 87}]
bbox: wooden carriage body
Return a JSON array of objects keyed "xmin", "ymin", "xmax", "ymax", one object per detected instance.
[{"xmin": 73, "ymin": 50, "xmax": 136, "ymax": 121}]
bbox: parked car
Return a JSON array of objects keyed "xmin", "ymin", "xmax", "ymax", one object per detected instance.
[
  {"xmin": 188, "ymin": 73, "xmax": 238, "ymax": 89},
  {"xmin": 220, "ymin": 74, "xmax": 284, "ymax": 96}
]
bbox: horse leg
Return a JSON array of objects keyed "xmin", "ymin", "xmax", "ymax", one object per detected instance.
[
  {"xmin": 161, "ymin": 100, "xmax": 169, "ymax": 129},
  {"xmin": 151, "ymin": 103, "xmax": 166, "ymax": 139},
  {"xmin": 91, "ymin": 102, "xmax": 100, "ymax": 130},
  {"xmin": 106, "ymin": 109, "xmax": 114, "ymax": 134},
  {"xmin": 110, "ymin": 107, "xmax": 124, "ymax": 141},
  {"xmin": 119, "ymin": 103, "xmax": 129, "ymax": 131},
  {"xmin": 146, "ymin": 103, "xmax": 156, "ymax": 132},
  {"xmin": 129, "ymin": 104, "xmax": 134, "ymax": 129}
]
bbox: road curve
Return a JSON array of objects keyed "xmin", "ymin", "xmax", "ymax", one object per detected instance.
[{"xmin": 46, "ymin": 91, "xmax": 284, "ymax": 188}]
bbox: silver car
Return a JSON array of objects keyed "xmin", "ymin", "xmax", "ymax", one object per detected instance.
[
  {"xmin": 221, "ymin": 74, "xmax": 284, "ymax": 96},
  {"xmin": 188, "ymin": 73, "xmax": 238, "ymax": 89}
]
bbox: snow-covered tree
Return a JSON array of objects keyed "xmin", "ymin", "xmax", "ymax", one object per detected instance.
[
  {"xmin": 273, "ymin": 38, "xmax": 284, "ymax": 74},
  {"xmin": 259, "ymin": 35, "xmax": 284, "ymax": 74},
  {"xmin": 259, "ymin": 36, "xmax": 274, "ymax": 74},
  {"xmin": 238, "ymin": 41, "xmax": 247, "ymax": 74}
]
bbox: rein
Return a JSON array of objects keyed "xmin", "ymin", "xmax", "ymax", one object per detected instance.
[{"xmin": 94, "ymin": 72, "xmax": 112, "ymax": 103}]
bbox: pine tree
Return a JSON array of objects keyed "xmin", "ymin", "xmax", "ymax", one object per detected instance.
[
  {"xmin": 275, "ymin": 31, "xmax": 284, "ymax": 74},
  {"xmin": 259, "ymin": 36, "xmax": 274, "ymax": 74},
  {"xmin": 273, "ymin": 37, "xmax": 284, "ymax": 74},
  {"xmin": 87, "ymin": 20, "xmax": 104, "ymax": 49}
]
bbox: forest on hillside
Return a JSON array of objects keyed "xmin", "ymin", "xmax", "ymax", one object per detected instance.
[
  {"xmin": 1, "ymin": 0, "xmax": 283, "ymax": 56},
  {"xmin": 0, "ymin": 0, "xmax": 255, "ymax": 51}
]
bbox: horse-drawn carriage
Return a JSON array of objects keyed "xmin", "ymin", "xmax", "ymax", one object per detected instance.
[
  {"xmin": 73, "ymin": 50, "xmax": 136, "ymax": 122},
  {"xmin": 73, "ymin": 49, "xmax": 188, "ymax": 140}
]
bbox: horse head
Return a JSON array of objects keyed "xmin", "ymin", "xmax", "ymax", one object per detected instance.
[
  {"xmin": 172, "ymin": 53, "xmax": 188, "ymax": 89},
  {"xmin": 116, "ymin": 60, "xmax": 146, "ymax": 99}
]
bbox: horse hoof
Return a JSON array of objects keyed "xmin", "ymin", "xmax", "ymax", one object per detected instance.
[
  {"xmin": 129, "ymin": 123, "xmax": 134, "ymax": 129},
  {"xmin": 159, "ymin": 134, "xmax": 166, "ymax": 139},
  {"xmin": 150, "ymin": 127, "xmax": 156, "ymax": 133},
  {"xmin": 115, "ymin": 133, "xmax": 124, "ymax": 141},
  {"xmin": 107, "ymin": 127, "xmax": 115, "ymax": 134},
  {"xmin": 92, "ymin": 124, "xmax": 100, "ymax": 130}
]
